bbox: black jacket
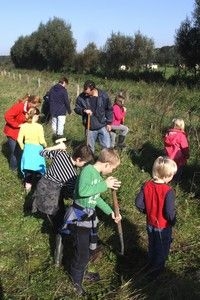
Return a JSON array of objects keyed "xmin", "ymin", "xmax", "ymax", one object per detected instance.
[{"xmin": 74, "ymin": 89, "xmax": 113, "ymax": 130}]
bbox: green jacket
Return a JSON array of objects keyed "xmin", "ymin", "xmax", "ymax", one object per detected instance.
[{"xmin": 74, "ymin": 164, "xmax": 113, "ymax": 215}]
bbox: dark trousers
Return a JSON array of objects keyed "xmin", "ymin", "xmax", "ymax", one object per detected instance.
[
  {"xmin": 173, "ymin": 165, "xmax": 184, "ymax": 184},
  {"xmin": 147, "ymin": 225, "xmax": 172, "ymax": 270},
  {"xmin": 7, "ymin": 137, "xmax": 21, "ymax": 170},
  {"xmin": 24, "ymin": 169, "xmax": 42, "ymax": 187},
  {"xmin": 70, "ymin": 226, "xmax": 90, "ymax": 286}
]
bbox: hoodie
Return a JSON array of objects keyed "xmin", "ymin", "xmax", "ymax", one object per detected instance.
[{"xmin": 164, "ymin": 128, "xmax": 189, "ymax": 167}]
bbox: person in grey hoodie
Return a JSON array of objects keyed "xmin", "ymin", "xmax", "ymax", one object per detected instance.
[{"xmin": 49, "ymin": 77, "xmax": 71, "ymax": 140}]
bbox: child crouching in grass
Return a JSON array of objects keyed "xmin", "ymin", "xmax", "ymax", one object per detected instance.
[
  {"xmin": 62, "ymin": 148, "xmax": 122, "ymax": 296},
  {"xmin": 135, "ymin": 156, "xmax": 177, "ymax": 279}
]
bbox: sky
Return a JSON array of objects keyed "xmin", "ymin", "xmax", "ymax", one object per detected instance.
[{"xmin": 0, "ymin": 0, "xmax": 195, "ymax": 55}]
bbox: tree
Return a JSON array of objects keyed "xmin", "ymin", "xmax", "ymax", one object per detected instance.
[
  {"xmin": 36, "ymin": 18, "xmax": 76, "ymax": 71},
  {"xmin": 193, "ymin": 0, "xmax": 200, "ymax": 27},
  {"xmin": 11, "ymin": 17, "xmax": 76, "ymax": 71},
  {"xmin": 101, "ymin": 32, "xmax": 134, "ymax": 72},
  {"xmin": 175, "ymin": 1, "xmax": 200, "ymax": 69},
  {"xmin": 133, "ymin": 31, "xmax": 154, "ymax": 69},
  {"xmin": 155, "ymin": 46, "xmax": 179, "ymax": 66}
]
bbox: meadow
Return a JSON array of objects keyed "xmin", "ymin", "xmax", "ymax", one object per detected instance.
[{"xmin": 1, "ymin": 70, "xmax": 200, "ymax": 299}]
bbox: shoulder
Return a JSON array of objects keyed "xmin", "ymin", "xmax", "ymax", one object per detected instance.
[
  {"xmin": 81, "ymin": 164, "xmax": 94, "ymax": 173},
  {"xmin": 77, "ymin": 92, "xmax": 87, "ymax": 100},
  {"xmin": 99, "ymin": 89, "xmax": 109, "ymax": 99},
  {"xmin": 35, "ymin": 123, "xmax": 43, "ymax": 129}
]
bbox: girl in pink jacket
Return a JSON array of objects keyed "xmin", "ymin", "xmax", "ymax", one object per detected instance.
[
  {"xmin": 164, "ymin": 118, "xmax": 189, "ymax": 183},
  {"xmin": 110, "ymin": 95, "xmax": 129, "ymax": 148}
]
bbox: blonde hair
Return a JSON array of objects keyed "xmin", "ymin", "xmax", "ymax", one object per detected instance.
[
  {"xmin": 152, "ymin": 156, "xmax": 177, "ymax": 180},
  {"xmin": 97, "ymin": 148, "xmax": 120, "ymax": 166},
  {"xmin": 172, "ymin": 118, "xmax": 185, "ymax": 131},
  {"xmin": 26, "ymin": 107, "xmax": 40, "ymax": 123}
]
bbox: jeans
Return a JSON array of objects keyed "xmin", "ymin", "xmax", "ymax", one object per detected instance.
[
  {"xmin": 147, "ymin": 225, "xmax": 172, "ymax": 270},
  {"xmin": 7, "ymin": 137, "xmax": 21, "ymax": 170},
  {"xmin": 87, "ymin": 126, "xmax": 111, "ymax": 152},
  {"xmin": 110, "ymin": 124, "xmax": 129, "ymax": 147},
  {"xmin": 51, "ymin": 115, "xmax": 66, "ymax": 136}
]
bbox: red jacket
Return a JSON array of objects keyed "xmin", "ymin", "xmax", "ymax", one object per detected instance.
[
  {"xmin": 3, "ymin": 100, "xmax": 28, "ymax": 140},
  {"xmin": 164, "ymin": 128, "xmax": 189, "ymax": 167},
  {"xmin": 143, "ymin": 180, "xmax": 172, "ymax": 229},
  {"xmin": 112, "ymin": 104, "xmax": 126, "ymax": 126}
]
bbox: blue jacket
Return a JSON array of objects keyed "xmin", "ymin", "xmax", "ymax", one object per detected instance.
[
  {"xmin": 49, "ymin": 83, "xmax": 71, "ymax": 117},
  {"xmin": 74, "ymin": 89, "xmax": 113, "ymax": 130}
]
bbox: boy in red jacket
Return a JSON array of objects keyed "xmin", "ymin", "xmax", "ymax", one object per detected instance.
[{"xmin": 135, "ymin": 156, "xmax": 177, "ymax": 279}]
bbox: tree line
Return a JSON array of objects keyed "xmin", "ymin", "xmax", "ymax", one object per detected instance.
[{"xmin": 9, "ymin": 0, "xmax": 200, "ymax": 76}]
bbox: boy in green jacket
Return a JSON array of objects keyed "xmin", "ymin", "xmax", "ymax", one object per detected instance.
[{"xmin": 62, "ymin": 148, "xmax": 121, "ymax": 296}]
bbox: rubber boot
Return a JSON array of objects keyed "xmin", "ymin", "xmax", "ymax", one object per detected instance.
[
  {"xmin": 54, "ymin": 234, "xmax": 63, "ymax": 267},
  {"xmin": 70, "ymin": 266, "xmax": 86, "ymax": 296},
  {"xmin": 117, "ymin": 135, "xmax": 126, "ymax": 149}
]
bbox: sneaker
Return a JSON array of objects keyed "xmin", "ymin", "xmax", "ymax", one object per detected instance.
[
  {"xmin": 84, "ymin": 271, "xmax": 100, "ymax": 282},
  {"xmin": 73, "ymin": 283, "xmax": 86, "ymax": 296}
]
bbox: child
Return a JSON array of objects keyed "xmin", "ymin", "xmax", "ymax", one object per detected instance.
[
  {"xmin": 110, "ymin": 94, "xmax": 129, "ymax": 148},
  {"xmin": 164, "ymin": 118, "xmax": 189, "ymax": 183},
  {"xmin": 17, "ymin": 107, "xmax": 47, "ymax": 193},
  {"xmin": 32, "ymin": 142, "xmax": 94, "ymax": 230},
  {"xmin": 135, "ymin": 156, "xmax": 177, "ymax": 279},
  {"xmin": 62, "ymin": 148, "xmax": 122, "ymax": 296},
  {"xmin": 4, "ymin": 94, "xmax": 41, "ymax": 171}
]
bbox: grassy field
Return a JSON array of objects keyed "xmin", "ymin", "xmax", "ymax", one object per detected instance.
[{"xmin": 1, "ymin": 70, "xmax": 200, "ymax": 299}]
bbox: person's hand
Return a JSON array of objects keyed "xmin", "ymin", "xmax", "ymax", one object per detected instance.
[
  {"xmin": 106, "ymin": 124, "xmax": 112, "ymax": 132},
  {"xmin": 105, "ymin": 176, "xmax": 121, "ymax": 190},
  {"xmin": 84, "ymin": 109, "xmax": 92, "ymax": 115},
  {"xmin": 111, "ymin": 211, "xmax": 122, "ymax": 223}
]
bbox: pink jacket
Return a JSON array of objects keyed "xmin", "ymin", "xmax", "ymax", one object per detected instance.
[
  {"xmin": 112, "ymin": 104, "xmax": 126, "ymax": 126},
  {"xmin": 164, "ymin": 128, "xmax": 189, "ymax": 167}
]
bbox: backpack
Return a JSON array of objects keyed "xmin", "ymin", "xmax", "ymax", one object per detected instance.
[{"xmin": 41, "ymin": 92, "xmax": 50, "ymax": 123}]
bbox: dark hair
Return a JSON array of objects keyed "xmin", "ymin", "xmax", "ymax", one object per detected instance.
[
  {"xmin": 114, "ymin": 94, "xmax": 125, "ymax": 105},
  {"xmin": 72, "ymin": 143, "xmax": 94, "ymax": 162},
  {"xmin": 59, "ymin": 77, "xmax": 68, "ymax": 85},
  {"xmin": 83, "ymin": 80, "xmax": 96, "ymax": 90}
]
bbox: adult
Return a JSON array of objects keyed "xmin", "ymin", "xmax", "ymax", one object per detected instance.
[
  {"xmin": 48, "ymin": 77, "xmax": 71, "ymax": 140},
  {"xmin": 3, "ymin": 94, "xmax": 41, "ymax": 171},
  {"xmin": 74, "ymin": 80, "xmax": 113, "ymax": 152}
]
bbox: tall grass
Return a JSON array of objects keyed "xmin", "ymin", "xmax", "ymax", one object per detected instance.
[{"xmin": 0, "ymin": 70, "xmax": 200, "ymax": 299}]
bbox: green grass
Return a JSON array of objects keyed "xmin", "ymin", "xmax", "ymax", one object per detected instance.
[{"xmin": 1, "ymin": 70, "xmax": 200, "ymax": 299}]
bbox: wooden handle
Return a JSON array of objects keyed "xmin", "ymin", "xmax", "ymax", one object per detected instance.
[
  {"xmin": 86, "ymin": 114, "xmax": 91, "ymax": 146},
  {"xmin": 112, "ymin": 189, "xmax": 124, "ymax": 255},
  {"xmin": 112, "ymin": 189, "xmax": 120, "ymax": 217}
]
